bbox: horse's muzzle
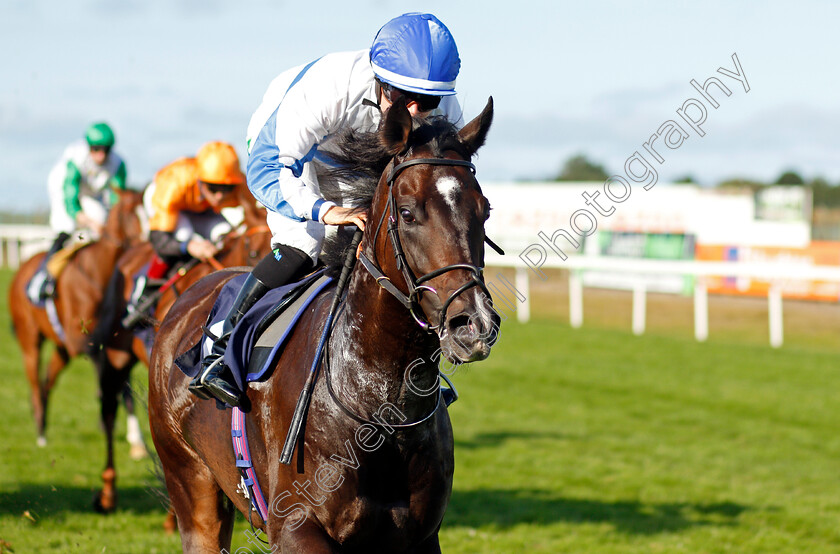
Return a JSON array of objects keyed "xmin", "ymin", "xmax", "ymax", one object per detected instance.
[{"xmin": 439, "ymin": 298, "xmax": 501, "ymax": 363}]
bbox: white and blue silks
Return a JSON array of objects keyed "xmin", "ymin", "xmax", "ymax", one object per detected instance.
[
  {"xmin": 369, "ymin": 12, "xmax": 460, "ymax": 95},
  {"xmin": 245, "ymin": 49, "xmax": 462, "ymax": 261}
]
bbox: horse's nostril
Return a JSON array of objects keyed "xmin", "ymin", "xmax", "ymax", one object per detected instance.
[{"xmin": 447, "ymin": 314, "xmax": 471, "ymax": 334}]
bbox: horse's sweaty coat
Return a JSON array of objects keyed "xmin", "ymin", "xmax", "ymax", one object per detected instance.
[{"xmin": 149, "ymin": 97, "xmax": 499, "ymax": 552}]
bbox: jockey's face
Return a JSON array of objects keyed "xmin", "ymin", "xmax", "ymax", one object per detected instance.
[
  {"xmin": 89, "ymin": 145, "xmax": 110, "ymax": 166},
  {"xmin": 378, "ymin": 82, "xmax": 441, "ymax": 118},
  {"xmin": 199, "ymin": 181, "xmax": 236, "ymax": 209}
]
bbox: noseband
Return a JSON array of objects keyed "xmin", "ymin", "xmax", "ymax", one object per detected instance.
[{"xmin": 358, "ymin": 157, "xmax": 491, "ymax": 332}]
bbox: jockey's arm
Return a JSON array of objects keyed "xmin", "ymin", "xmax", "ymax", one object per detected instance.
[
  {"xmin": 108, "ymin": 160, "xmax": 128, "ymax": 204},
  {"xmin": 63, "ymin": 160, "xmax": 84, "ymax": 219},
  {"xmin": 63, "ymin": 161, "xmax": 104, "ymax": 235},
  {"xmin": 246, "ymin": 74, "xmax": 343, "ymax": 224},
  {"xmin": 111, "ymin": 160, "xmax": 127, "ymax": 190},
  {"xmin": 149, "ymin": 230, "xmax": 188, "ymax": 259},
  {"xmin": 148, "ymin": 171, "xmax": 219, "ymax": 262},
  {"xmin": 149, "ymin": 230, "xmax": 218, "ymax": 263}
]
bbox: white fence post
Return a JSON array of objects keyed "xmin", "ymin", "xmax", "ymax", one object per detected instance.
[
  {"xmin": 632, "ymin": 282, "xmax": 646, "ymax": 335},
  {"xmin": 514, "ymin": 267, "xmax": 530, "ymax": 323},
  {"xmin": 8, "ymin": 239, "xmax": 20, "ymax": 269},
  {"xmin": 569, "ymin": 271, "xmax": 583, "ymax": 328},
  {"xmin": 481, "ymin": 254, "xmax": 840, "ymax": 347},
  {"xmin": 768, "ymin": 284, "xmax": 784, "ymax": 348},
  {"xmin": 694, "ymin": 278, "xmax": 709, "ymax": 342},
  {"xmin": 0, "ymin": 225, "xmax": 53, "ymax": 269}
]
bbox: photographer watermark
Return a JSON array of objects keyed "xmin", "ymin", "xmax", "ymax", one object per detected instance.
[{"xmin": 519, "ymin": 52, "xmax": 750, "ymax": 278}]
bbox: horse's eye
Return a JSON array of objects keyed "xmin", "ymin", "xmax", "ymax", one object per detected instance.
[{"xmin": 400, "ymin": 208, "xmax": 415, "ymax": 223}]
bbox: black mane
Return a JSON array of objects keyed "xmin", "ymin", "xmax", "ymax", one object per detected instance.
[{"xmin": 318, "ymin": 115, "xmax": 467, "ymax": 273}]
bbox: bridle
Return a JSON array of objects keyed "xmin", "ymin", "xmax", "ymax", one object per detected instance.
[
  {"xmin": 357, "ymin": 156, "xmax": 493, "ymax": 332},
  {"xmin": 322, "ymin": 155, "xmax": 502, "ymax": 432}
]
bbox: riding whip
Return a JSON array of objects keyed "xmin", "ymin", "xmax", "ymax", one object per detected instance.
[{"xmin": 280, "ymin": 227, "xmax": 363, "ymax": 465}]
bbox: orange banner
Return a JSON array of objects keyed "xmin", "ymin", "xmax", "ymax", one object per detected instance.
[{"xmin": 695, "ymin": 242, "xmax": 840, "ymax": 301}]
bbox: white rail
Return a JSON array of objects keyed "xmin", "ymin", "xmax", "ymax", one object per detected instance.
[
  {"xmin": 0, "ymin": 225, "xmax": 52, "ymax": 269},
  {"xmin": 485, "ymin": 254, "xmax": 840, "ymax": 348}
]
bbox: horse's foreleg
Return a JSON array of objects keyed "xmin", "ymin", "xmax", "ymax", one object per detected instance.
[
  {"xmin": 121, "ymin": 378, "xmax": 148, "ymax": 460},
  {"xmin": 415, "ymin": 530, "xmax": 443, "ymax": 554},
  {"xmin": 274, "ymin": 518, "xmax": 340, "ymax": 553},
  {"xmin": 43, "ymin": 346, "xmax": 69, "ymax": 392},
  {"xmin": 39, "ymin": 346, "xmax": 69, "ymax": 444},
  {"xmin": 163, "ymin": 507, "xmax": 177, "ymax": 534},
  {"xmin": 93, "ymin": 365, "xmax": 128, "ymax": 513},
  {"xmin": 18, "ymin": 327, "xmax": 46, "ymax": 446},
  {"xmin": 157, "ymin": 442, "xmax": 235, "ymax": 552}
]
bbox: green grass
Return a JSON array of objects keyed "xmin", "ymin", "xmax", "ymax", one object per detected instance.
[{"xmin": 1, "ymin": 267, "xmax": 839, "ymax": 552}]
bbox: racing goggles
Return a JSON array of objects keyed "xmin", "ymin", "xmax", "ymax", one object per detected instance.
[
  {"xmin": 380, "ymin": 81, "xmax": 442, "ymax": 112},
  {"xmin": 201, "ymin": 181, "xmax": 237, "ymax": 195}
]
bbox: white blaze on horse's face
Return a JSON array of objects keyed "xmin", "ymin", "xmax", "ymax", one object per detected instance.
[
  {"xmin": 420, "ymin": 171, "xmax": 500, "ymax": 363},
  {"xmin": 436, "ymin": 176, "xmax": 460, "ymax": 212}
]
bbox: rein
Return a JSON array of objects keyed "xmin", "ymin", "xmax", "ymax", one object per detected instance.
[
  {"xmin": 282, "ymin": 156, "xmax": 498, "ymax": 461},
  {"xmin": 358, "ymin": 157, "xmax": 492, "ymax": 332},
  {"xmin": 323, "ymin": 304, "xmax": 443, "ymax": 430},
  {"xmin": 319, "ymin": 157, "xmax": 484, "ymax": 432}
]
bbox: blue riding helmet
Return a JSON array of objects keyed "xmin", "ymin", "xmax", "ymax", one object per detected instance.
[{"xmin": 370, "ymin": 13, "xmax": 460, "ymax": 96}]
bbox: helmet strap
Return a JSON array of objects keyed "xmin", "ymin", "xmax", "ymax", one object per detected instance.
[
  {"xmin": 366, "ymin": 79, "xmax": 383, "ymax": 112},
  {"xmin": 362, "ymin": 97, "xmax": 381, "ymax": 112}
]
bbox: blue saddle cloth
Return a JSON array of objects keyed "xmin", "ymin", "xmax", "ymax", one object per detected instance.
[{"xmin": 175, "ymin": 270, "xmax": 333, "ymax": 394}]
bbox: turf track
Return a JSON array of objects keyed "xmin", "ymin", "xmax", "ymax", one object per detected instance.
[{"xmin": 1, "ymin": 268, "xmax": 838, "ymax": 553}]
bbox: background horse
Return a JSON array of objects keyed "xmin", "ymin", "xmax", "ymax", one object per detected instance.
[
  {"xmin": 85, "ymin": 189, "xmax": 272, "ymax": 514},
  {"xmin": 149, "ymin": 98, "xmax": 500, "ymax": 551},
  {"xmin": 96, "ymin": 187, "xmax": 271, "ymax": 368},
  {"xmin": 8, "ymin": 189, "xmax": 146, "ymax": 458}
]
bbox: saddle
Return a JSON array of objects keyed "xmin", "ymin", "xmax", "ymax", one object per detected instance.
[
  {"xmin": 26, "ymin": 241, "xmax": 91, "ymax": 308},
  {"xmin": 171, "ymin": 270, "xmax": 334, "ymax": 524},
  {"xmin": 175, "ymin": 270, "xmax": 333, "ymax": 387},
  {"xmin": 45, "ymin": 241, "xmax": 90, "ymax": 277}
]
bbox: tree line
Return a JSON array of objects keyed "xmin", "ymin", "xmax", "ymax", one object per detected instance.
[{"xmin": 554, "ymin": 154, "xmax": 840, "ymax": 208}]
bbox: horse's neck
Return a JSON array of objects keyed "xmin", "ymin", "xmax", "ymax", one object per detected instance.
[
  {"xmin": 220, "ymin": 232, "xmax": 254, "ymax": 267},
  {"xmin": 329, "ymin": 268, "xmax": 441, "ymax": 421},
  {"xmin": 81, "ymin": 235, "xmax": 125, "ymax": 282}
]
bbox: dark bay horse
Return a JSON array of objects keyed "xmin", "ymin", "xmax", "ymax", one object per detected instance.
[
  {"xmin": 150, "ymin": 97, "xmax": 500, "ymax": 551},
  {"xmin": 9, "ymin": 189, "xmax": 147, "ymax": 452},
  {"xmin": 85, "ymin": 190, "xmax": 272, "ymax": 514}
]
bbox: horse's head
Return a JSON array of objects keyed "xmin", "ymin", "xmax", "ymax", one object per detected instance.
[
  {"xmin": 103, "ymin": 189, "xmax": 148, "ymax": 248},
  {"xmin": 364, "ymin": 97, "xmax": 500, "ymax": 364}
]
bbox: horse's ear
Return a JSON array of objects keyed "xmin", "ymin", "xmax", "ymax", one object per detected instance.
[
  {"xmin": 458, "ymin": 96, "xmax": 494, "ymax": 157},
  {"xmin": 380, "ymin": 96, "xmax": 412, "ymax": 156}
]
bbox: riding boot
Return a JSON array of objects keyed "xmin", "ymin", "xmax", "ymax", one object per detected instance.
[
  {"xmin": 189, "ymin": 273, "xmax": 271, "ymax": 406},
  {"xmin": 122, "ymin": 256, "xmax": 170, "ymax": 329},
  {"xmin": 29, "ymin": 232, "xmax": 69, "ymax": 302},
  {"xmin": 121, "ymin": 277, "xmax": 162, "ymax": 329}
]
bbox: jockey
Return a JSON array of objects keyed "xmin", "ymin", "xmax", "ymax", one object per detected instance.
[
  {"xmin": 190, "ymin": 12, "xmax": 464, "ymax": 406},
  {"xmin": 123, "ymin": 141, "xmax": 246, "ymax": 327},
  {"xmin": 30, "ymin": 122, "xmax": 127, "ymax": 301}
]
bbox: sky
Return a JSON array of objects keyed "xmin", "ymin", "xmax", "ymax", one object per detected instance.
[{"xmin": 2, "ymin": 0, "xmax": 840, "ymax": 211}]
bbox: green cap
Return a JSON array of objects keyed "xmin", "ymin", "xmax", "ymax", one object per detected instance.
[{"xmin": 85, "ymin": 122, "xmax": 115, "ymax": 148}]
